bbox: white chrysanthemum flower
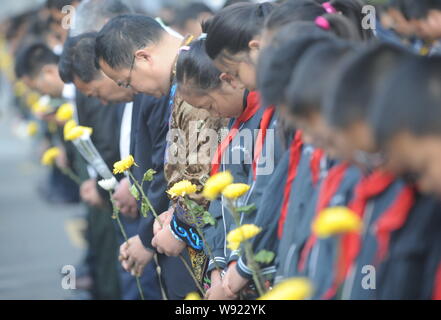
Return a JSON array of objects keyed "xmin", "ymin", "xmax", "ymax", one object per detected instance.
[{"xmin": 98, "ymin": 177, "xmax": 118, "ymax": 191}]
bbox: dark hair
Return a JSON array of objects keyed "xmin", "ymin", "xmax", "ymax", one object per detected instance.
[
  {"xmin": 205, "ymin": 2, "xmax": 275, "ymax": 60},
  {"xmin": 323, "ymin": 42, "xmax": 413, "ymax": 130},
  {"xmin": 286, "ymin": 41, "xmax": 356, "ymax": 118},
  {"xmin": 176, "ymin": 40, "xmax": 222, "ymax": 92},
  {"xmin": 266, "ymin": 0, "xmax": 373, "ymax": 40},
  {"xmin": 15, "ymin": 42, "xmax": 59, "ymax": 79},
  {"xmin": 371, "ymin": 56, "xmax": 441, "ymax": 147},
  {"xmin": 6, "ymin": 10, "xmax": 38, "ymax": 41},
  {"xmin": 315, "ymin": 13, "xmax": 365, "ymax": 41},
  {"xmin": 264, "ymin": 0, "xmax": 322, "ymax": 31},
  {"xmin": 26, "ymin": 15, "xmax": 52, "ymax": 40},
  {"xmin": 320, "ymin": 0, "xmax": 373, "ymax": 40},
  {"xmin": 46, "ymin": 0, "xmax": 76, "ymax": 10},
  {"xmin": 223, "ymin": 0, "xmax": 251, "ymax": 8},
  {"xmin": 95, "ymin": 14, "xmax": 165, "ymax": 69},
  {"xmin": 59, "ymin": 32, "xmax": 100, "ymax": 84},
  {"xmin": 268, "ymin": 21, "xmax": 329, "ymax": 48},
  {"xmin": 257, "ymin": 34, "xmax": 333, "ymax": 107},
  {"xmin": 174, "ymin": 2, "xmax": 214, "ymax": 30}
]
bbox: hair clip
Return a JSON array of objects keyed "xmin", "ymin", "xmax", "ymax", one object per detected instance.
[
  {"xmin": 322, "ymin": 2, "xmax": 338, "ymax": 14},
  {"xmin": 198, "ymin": 33, "xmax": 207, "ymax": 40},
  {"xmin": 179, "ymin": 46, "xmax": 191, "ymax": 53},
  {"xmin": 315, "ymin": 16, "xmax": 331, "ymax": 30}
]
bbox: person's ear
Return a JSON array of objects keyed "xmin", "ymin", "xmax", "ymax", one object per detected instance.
[
  {"xmin": 135, "ymin": 49, "xmax": 151, "ymax": 63},
  {"xmin": 248, "ymin": 39, "xmax": 260, "ymax": 52},
  {"xmin": 220, "ymin": 72, "xmax": 237, "ymax": 89}
]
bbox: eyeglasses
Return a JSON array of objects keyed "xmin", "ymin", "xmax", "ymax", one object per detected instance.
[{"xmin": 118, "ymin": 55, "xmax": 136, "ymax": 89}]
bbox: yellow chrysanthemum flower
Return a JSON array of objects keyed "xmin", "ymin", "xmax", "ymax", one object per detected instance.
[
  {"xmin": 65, "ymin": 126, "xmax": 93, "ymax": 141},
  {"xmin": 113, "ymin": 155, "xmax": 137, "ymax": 174},
  {"xmin": 258, "ymin": 278, "xmax": 313, "ymax": 300},
  {"xmin": 202, "ymin": 171, "xmax": 234, "ymax": 200},
  {"xmin": 185, "ymin": 292, "xmax": 201, "ymax": 300},
  {"xmin": 222, "ymin": 183, "xmax": 251, "ymax": 200},
  {"xmin": 32, "ymin": 101, "xmax": 51, "ymax": 114},
  {"xmin": 167, "ymin": 180, "xmax": 198, "ymax": 198},
  {"xmin": 27, "ymin": 121, "xmax": 38, "ymax": 137},
  {"xmin": 26, "ymin": 93, "xmax": 40, "ymax": 109},
  {"xmin": 55, "ymin": 103, "xmax": 74, "ymax": 122},
  {"xmin": 312, "ymin": 206, "xmax": 362, "ymax": 238},
  {"xmin": 14, "ymin": 81, "xmax": 27, "ymax": 97},
  {"xmin": 41, "ymin": 147, "xmax": 61, "ymax": 166},
  {"xmin": 227, "ymin": 224, "xmax": 262, "ymax": 251},
  {"xmin": 63, "ymin": 119, "xmax": 78, "ymax": 141}
]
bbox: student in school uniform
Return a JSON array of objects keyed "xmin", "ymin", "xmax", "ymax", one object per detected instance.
[
  {"xmin": 280, "ymin": 40, "xmax": 362, "ymax": 298},
  {"xmin": 203, "ymin": 2, "xmax": 294, "ymax": 299},
  {"xmin": 369, "ymin": 55, "xmax": 441, "ymax": 299},
  {"xmin": 322, "ymin": 43, "xmax": 441, "ymax": 299},
  {"xmin": 220, "ymin": 19, "xmax": 361, "ymax": 296},
  {"xmin": 150, "ymin": 38, "xmax": 255, "ymax": 299},
  {"xmin": 231, "ymin": 35, "xmax": 328, "ymax": 290}
]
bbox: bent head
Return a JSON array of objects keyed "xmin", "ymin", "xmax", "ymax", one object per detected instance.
[
  {"xmin": 176, "ymin": 40, "xmax": 245, "ymax": 118},
  {"xmin": 95, "ymin": 14, "xmax": 180, "ymax": 98}
]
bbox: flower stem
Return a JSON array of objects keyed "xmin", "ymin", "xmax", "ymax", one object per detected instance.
[
  {"xmin": 153, "ymin": 254, "xmax": 168, "ymax": 300},
  {"xmin": 128, "ymin": 172, "xmax": 206, "ymax": 296},
  {"xmin": 108, "ymin": 190, "xmax": 145, "ymax": 300},
  {"xmin": 227, "ymin": 200, "xmax": 266, "ymax": 296},
  {"xmin": 183, "ymin": 198, "xmax": 222, "ymax": 274},
  {"xmin": 244, "ymin": 241, "xmax": 266, "ymax": 297},
  {"xmin": 128, "ymin": 172, "xmax": 162, "ymax": 224},
  {"xmin": 59, "ymin": 167, "xmax": 82, "ymax": 185}
]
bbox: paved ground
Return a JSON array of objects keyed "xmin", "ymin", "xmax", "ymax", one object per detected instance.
[{"xmin": 0, "ymin": 109, "xmax": 86, "ymax": 300}]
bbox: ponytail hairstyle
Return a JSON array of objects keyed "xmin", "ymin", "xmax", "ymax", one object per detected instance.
[
  {"xmin": 314, "ymin": 13, "xmax": 364, "ymax": 41},
  {"xmin": 285, "ymin": 40, "xmax": 356, "ymax": 118},
  {"xmin": 315, "ymin": 0, "xmax": 374, "ymax": 40},
  {"xmin": 205, "ymin": 2, "xmax": 275, "ymax": 61},
  {"xmin": 264, "ymin": 0, "xmax": 373, "ymax": 42},
  {"xmin": 176, "ymin": 39, "xmax": 222, "ymax": 94}
]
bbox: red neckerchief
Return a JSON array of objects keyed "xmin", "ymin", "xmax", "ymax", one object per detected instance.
[
  {"xmin": 252, "ymin": 106, "xmax": 276, "ymax": 180},
  {"xmin": 373, "ymin": 186, "xmax": 414, "ymax": 264},
  {"xmin": 310, "ymin": 149, "xmax": 325, "ymax": 186},
  {"xmin": 433, "ymin": 263, "xmax": 441, "ymax": 300},
  {"xmin": 277, "ymin": 130, "xmax": 304, "ymax": 239},
  {"xmin": 211, "ymin": 91, "xmax": 261, "ymax": 176},
  {"xmin": 323, "ymin": 170, "xmax": 396, "ymax": 300},
  {"xmin": 297, "ymin": 163, "xmax": 350, "ymax": 272}
]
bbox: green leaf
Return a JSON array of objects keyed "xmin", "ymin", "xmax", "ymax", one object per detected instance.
[
  {"xmin": 202, "ymin": 211, "xmax": 216, "ymax": 226},
  {"xmin": 236, "ymin": 204, "xmax": 257, "ymax": 214},
  {"xmin": 254, "ymin": 250, "xmax": 275, "ymax": 265},
  {"xmin": 130, "ymin": 184, "xmax": 140, "ymax": 201},
  {"xmin": 143, "ymin": 169, "xmax": 157, "ymax": 182},
  {"xmin": 184, "ymin": 198, "xmax": 205, "ymax": 215},
  {"xmin": 141, "ymin": 199, "xmax": 150, "ymax": 218}
]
